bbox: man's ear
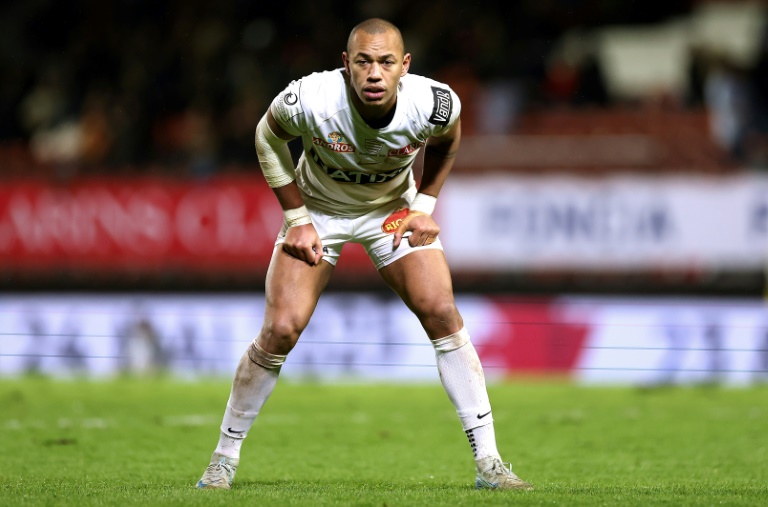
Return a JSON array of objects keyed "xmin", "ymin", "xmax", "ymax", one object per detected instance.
[
  {"xmin": 401, "ymin": 53, "xmax": 411, "ymax": 76},
  {"xmin": 342, "ymin": 52, "xmax": 350, "ymax": 75}
]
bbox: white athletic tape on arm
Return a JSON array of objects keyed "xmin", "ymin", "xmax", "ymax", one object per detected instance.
[
  {"xmin": 283, "ymin": 205, "xmax": 312, "ymax": 228},
  {"xmin": 255, "ymin": 114, "xmax": 295, "ymax": 188},
  {"xmin": 410, "ymin": 193, "xmax": 437, "ymax": 215}
]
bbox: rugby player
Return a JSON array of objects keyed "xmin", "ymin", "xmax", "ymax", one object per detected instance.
[{"xmin": 197, "ymin": 18, "xmax": 532, "ymax": 491}]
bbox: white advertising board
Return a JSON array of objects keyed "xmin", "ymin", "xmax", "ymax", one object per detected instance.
[
  {"xmin": 1, "ymin": 294, "xmax": 766, "ymax": 385},
  {"xmin": 438, "ymin": 174, "xmax": 768, "ymax": 270}
]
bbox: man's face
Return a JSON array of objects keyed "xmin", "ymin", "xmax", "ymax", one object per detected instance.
[{"xmin": 343, "ymin": 30, "xmax": 411, "ymax": 119}]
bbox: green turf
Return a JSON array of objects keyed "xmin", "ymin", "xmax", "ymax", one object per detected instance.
[{"xmin": 1, "ymin": 377, "xmax": 766, "ymax": 506}]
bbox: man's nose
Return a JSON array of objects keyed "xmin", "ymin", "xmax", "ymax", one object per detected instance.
[{"xmin": 368, "ymin": 63, "xmax": 382, "ymax": 80}]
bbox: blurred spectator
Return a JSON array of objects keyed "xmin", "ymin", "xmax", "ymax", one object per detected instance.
[
  {"xmin": 703, "ymin": 53, "xmax": 751, "ymax": 161},
  {"xmin": 1, "ymin": 0, "xmax": 767, "ymax": 177},
  {"xmin": 120, "ymin": 318, "xmax": 167, "ymax": 376},
  {"xmin": 746, "ymin": 22, "xmax": 768, "ymax": 170}
]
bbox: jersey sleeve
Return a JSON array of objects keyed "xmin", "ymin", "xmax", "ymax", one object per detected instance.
[
  {"xmin": 269, "ymin": 79, "xmax": 306, "ymax": 137},
  {"xmin": 425, "ymin": 84, "xmax": 461, "ymax": 137}
]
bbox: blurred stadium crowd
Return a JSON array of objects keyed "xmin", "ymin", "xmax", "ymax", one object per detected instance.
[{"xmin": 1, "ymin": 0, "xmax": 768, "ymax": 178}]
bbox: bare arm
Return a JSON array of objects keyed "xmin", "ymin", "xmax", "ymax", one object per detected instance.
[
  {"xmin": 419, "ymin": 116, "xmax": 462, "ymax": 198},
  {"xmin": 257, "ymin": 110, "xmax": 324, "ymax": 265},
  {"xmin": 393, "ymin": 117, "xmax": 461, "ymax": 249}
]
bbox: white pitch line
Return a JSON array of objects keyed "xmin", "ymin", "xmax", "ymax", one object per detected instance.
[
  {"xmin": 160, "ymin": 414, "xmax": 220, "ymax": 427},
  {"xmin": 2, "ymin": 418, "xmax": 110, "ymax": 430}
]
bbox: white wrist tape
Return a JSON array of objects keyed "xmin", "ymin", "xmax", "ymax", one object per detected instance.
[
  {"xmin": 283, "ymin": 205, "xmax": 312, "ymax": 228},
  {"xmin": 255, "ymin": 114, "xmax": 295, "ymax": 188},
  {"xmin": 410, "ymin": 193, "xmax": 437, "ymax": 215}
]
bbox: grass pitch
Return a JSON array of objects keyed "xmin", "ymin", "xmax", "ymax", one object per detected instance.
[{"xmin": 1, "ymin": 377, "xmax": 766, "ymax": 506}]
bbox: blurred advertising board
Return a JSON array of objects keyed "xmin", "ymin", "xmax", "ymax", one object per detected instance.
[
  {"xmin": 0, "ymin": 177, "xmax": 372, "ymax": 275},
  {"xmin": 440, "ymin": 173, "xmax": 768, "ymax": 271},
  {"xmin": 0, "ymin": 177, "xmax": 279, "ymax": 272},
  {"xmin": 1, "ymin": 174, "xmax": 767, "ymax": 282},
  {"xmin": 1, "ymin": 293, "xmax": 766, "ymax": 385}
]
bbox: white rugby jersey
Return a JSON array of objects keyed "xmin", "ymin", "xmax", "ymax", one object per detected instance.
[{"xmin": 269, "ymin": 68, "xmax": 461, "ymax": 215}]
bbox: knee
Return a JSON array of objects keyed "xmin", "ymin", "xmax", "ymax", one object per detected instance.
[
  {"xmin": 417, "ymin": 299, "xmax": 463, "ymax": 337},
  {"xmin": 259, "ymin": 316, "xmax": 304, "ymax": 355}
]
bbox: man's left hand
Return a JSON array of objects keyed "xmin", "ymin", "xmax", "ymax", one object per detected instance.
[{"xmin": 393, "ymin": 211, "xmax": 440, "ymax": 249}]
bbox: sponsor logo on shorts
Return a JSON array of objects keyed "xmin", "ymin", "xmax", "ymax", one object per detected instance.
[
  {"xmin": 313, "ymin": 136, "xmax": 356, "ymax": 152},
  {"xmin": 428, "ymin": 86, "xmax": 452, "ymax": 126},
  {"xmin": 388, "ymin": 141, "xmax": 424, "ymax": 156},
  {"xmin": 381, "ymin": 208, "xmax": 410, "ymax": 233}
]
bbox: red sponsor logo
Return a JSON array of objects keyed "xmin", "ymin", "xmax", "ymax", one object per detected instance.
[
  {"xmin": 381, "ymin": 207, "xmax": 409, "ymax": 233},
  {"xmin": 388, "ymin": 142, "xmax": 424, "ymax": 156},
  {"xmin": 312, "ymin": 137, "xmax": 356, "ymax": 152}
]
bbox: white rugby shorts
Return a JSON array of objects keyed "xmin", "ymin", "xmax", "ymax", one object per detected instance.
[{"xmin": 274, "ymin": 197, "xmax": 443, "ymax": 269}]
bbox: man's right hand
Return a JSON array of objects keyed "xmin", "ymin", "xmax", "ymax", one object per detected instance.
[{"xmin": 282, "ymin": 224, "xmax": 324, "ymax": 266}]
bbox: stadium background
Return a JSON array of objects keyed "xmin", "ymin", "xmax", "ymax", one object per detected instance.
[{"xmin": 1, "ymin": 0, "xmax": 768, "ymax": 385}]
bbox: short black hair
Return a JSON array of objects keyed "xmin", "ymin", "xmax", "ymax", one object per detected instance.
[{"xmin": 347, "ymin": 18, "xmax": 405, "ymax": 55}]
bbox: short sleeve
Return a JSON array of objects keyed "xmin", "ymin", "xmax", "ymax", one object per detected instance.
[
  {"xmin": 269, "ymin": 79, "xmax": 305, "ymax": 137},
  {"xmin": 426, "ymin": 85, "xmax": 461, "ymax": 137}
]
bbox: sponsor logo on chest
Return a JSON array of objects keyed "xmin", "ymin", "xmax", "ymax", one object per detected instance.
[
  {"xmin": 313, "ymin": 132, "xmax": 356, "ymax": 153},
  {"xmin": 325, "ymin": 165, "xmax": 408, "ymax": 184},
  {"xmin": 388, "ymin": 141, "xmax": 424, "ymax": 156}
]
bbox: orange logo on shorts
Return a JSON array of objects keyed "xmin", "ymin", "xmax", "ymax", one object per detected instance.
[{"xmin": 381, "ymin": 208, "xmax": 410, "ymax": 234}]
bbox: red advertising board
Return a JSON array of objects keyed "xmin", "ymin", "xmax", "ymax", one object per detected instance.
[{"xmin": 0, "ymin": 177, "xmax": 374, "ymax": 276}]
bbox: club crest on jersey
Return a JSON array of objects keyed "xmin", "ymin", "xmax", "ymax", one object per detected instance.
[
  {"xmin": 364, "ymin": 139, "xmax": 385, "ymax": 155},
  {"xmin": 381, "ymin": 208, "xmax": 410, "ymax": 233},
  {"xmin": 389, "ymin": 141, "xmax": 425, "ymax": 156},
  {"xmin": 313, "ymin": 132, "xmax": 356, "ymax": 152},
  {"xmin": 429, "ymin": 86, "xmax": 452, "ymax": 126}
]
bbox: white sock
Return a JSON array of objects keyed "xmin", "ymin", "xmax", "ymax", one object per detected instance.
[
  {"xmin": 214, "ymin": 341, "xmax": 284, "ymax": 459},
  {"xmin": 465, "ymin": 423, "xmax": 500, "ymax": 463},
  {"xmin": 433, "ymin": 328, "xmax": 501, "ymax": 463}
]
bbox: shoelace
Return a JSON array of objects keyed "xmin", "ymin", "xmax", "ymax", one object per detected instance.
[
  {"xmin": 206, "ymin": 461, "xmax": 235, "ymax": 477},
  {"xmin": 486, "ymin": 460, "xmax": 515, "ymax": 478}
]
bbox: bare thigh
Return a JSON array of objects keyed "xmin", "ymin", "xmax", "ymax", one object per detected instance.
[
  {"xmin": 258, "ymin": 246, "xmax": 335, "ymax": 355},
  {"xmin": 378, "ymin": 249, "xmax": 463, "ymax": 340}
]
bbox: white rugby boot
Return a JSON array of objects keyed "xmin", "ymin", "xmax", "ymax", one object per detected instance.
[
  {"xmin": 475, "ymin": 456, "xmax": 533, "ymax": 490},
  {"xmin": 196, "ymin": 452, "xmax": 239, "ymax": 489}
]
